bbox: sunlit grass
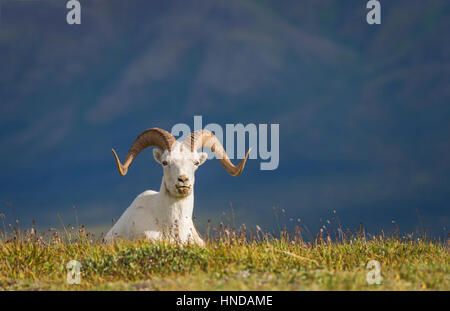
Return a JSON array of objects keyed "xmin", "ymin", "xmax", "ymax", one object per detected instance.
[{"xmin": 0, "ymin": 222, "xmax": 448, "ymax": 290}]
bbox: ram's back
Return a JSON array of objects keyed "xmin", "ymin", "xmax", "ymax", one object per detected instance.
[{"xmin": 105, "ymin": 189, "xmax": 160, "ymax": 242}]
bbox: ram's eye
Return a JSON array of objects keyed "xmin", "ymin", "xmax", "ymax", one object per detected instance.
[
  {"xmin": 194, "ymin": 161, "xmax": 200, "ymax": 166},
  {"xmin": 162, "ymin": 161, "xmax": 168, "ymax": 166}
]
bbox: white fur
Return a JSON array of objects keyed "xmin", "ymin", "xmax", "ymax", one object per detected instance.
[{"xmin": 105, "ymin": 141, "xmax": 208, "ymax": 245}]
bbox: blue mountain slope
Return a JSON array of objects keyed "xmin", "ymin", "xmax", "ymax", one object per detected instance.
[{"xmin": 0, "ymin": 0, "xmax": 448, "ymax": 236}]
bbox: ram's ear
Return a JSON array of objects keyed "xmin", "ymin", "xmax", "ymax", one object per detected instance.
[
  {"xmin": 198, "ymin": 152, "xmax": 208, "ymax": 166},
  {"xmin": 153, "ymin": 149, "xmax": 163, "ymax": 164}
]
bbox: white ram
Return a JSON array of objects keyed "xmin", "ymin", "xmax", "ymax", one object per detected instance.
[{"xmin": 104, "ymin": 128, "xmax": 250, "ymax": 245}]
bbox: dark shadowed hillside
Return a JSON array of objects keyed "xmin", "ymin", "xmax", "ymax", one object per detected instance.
[{"xmin": 0, "ymin": 0, "xmax": 449, "ymax": 237}]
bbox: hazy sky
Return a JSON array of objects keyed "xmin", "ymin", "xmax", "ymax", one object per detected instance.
[{"xmin": 0, "ymin": 0, "xmax": 449, "ymax": 237}]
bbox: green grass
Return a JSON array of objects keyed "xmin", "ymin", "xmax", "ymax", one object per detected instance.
[{"xmin": 0, "ymin": 227, "xmax": 448, "ymax": 291}]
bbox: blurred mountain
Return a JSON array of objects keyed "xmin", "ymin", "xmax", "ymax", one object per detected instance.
[{"xmin": 0, "ymin": 0, "xmax": 449, "ymax": 236}]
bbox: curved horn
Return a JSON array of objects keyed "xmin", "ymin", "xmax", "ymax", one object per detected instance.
[
  {"xmin": 184, "ymin": 130, "xmax": 251, "ymax": 176},
  {"xmin": 112, "ymin": 128, "xmax": 175, "ymax": 176}
]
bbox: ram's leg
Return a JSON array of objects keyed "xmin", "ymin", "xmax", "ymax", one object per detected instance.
[
  {"xmin": 144, "ymin": 230, "xmax": 163, "ymax": 242},
  {"xmin": 190, "ymin": 227, "xmax": 205, "ymax": 246}
]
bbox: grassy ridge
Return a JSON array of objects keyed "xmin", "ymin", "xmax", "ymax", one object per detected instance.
[{"xmin": 0, "ymin": 229, "xmax": 448, "ymax": 290}]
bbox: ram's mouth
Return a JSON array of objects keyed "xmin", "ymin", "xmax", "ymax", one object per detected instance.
[{"xmin": 175, "ymin": 185, "xmax": 191, "ymax": 193}]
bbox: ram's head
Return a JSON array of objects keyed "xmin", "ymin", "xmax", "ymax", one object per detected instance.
[{"xmin": 112, "ymin": 128, "xmax": 250, "ymax": 198}]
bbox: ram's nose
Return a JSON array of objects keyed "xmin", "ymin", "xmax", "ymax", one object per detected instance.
[{"xmin": 177, "ymin": 175, "xmax": 189, "ymax": 183}]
